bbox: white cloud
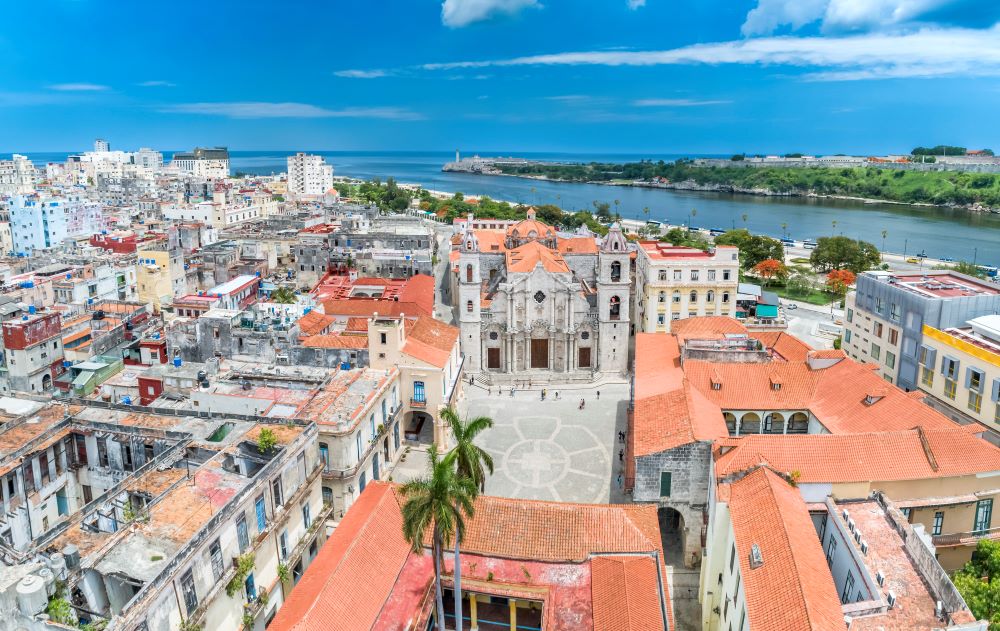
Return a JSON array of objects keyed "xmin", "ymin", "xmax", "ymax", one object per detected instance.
[
  {"xmin": 741, "ymin": 0, "xmax": 964, "ymax": 35},
  {"xmin": 48, "ymin": 83, "xmax": 109, "ymax": 91},
  {"xmin": 633, "ymin": 98, "xmax": 732, "ymax": 106},
  {"xmin": 421, "ymin": 25, "xmax": 1000, "ymax": 80},
  {"xmin": 627, "ymin": 0, "xmax": 646, "ymax": 8},
  {"xmin": 441, "ymin": 0, "xmax": 539, "ymax": 27},
  {"xmin": 334, "ymin": 69, "xmax": 388, "ymax": 79},
  {"xmin": 161, "ymin": 102, "xmax": 422, "ymax": 120},
  {"xmin": 138, "ymin": 80, "xmax": 176, "ymax": 87},
  {"xmin": 545, "ymin": 94, "xmax": 590, "ymax": 102}
]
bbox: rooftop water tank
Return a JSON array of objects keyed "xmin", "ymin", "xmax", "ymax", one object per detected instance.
[
  {"xmin": 48, "ymin": 552, "xmax": 67, "ymax": 579},
  {"xmin": 16, "ymin": 575, "xmax": 47, "ymax": 617},
  {"xmin": 122, "ymin": 396, "xmax": 132, "ymax": 405},
  {"xmin": 28, "ymin": 305, "xmax": 36, "ymax": 315},
  {"xmin": 62, "ymin": 544, "xmax": 80, "ymax": 570},
  {"xmin": 173, "ymin": 357, "xmax": 182, "ymax": 368},
  {"xmin": 38, "ymin": 567, "xmax": 55, "ymax": 596}
]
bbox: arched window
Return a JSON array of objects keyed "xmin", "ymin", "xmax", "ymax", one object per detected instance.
[
  {"xmin": 466, "ymin": 300, "xmax": 473, "ymax": 312},
  {"xmin": 658, "ymin": 291, "xmax": 666, "ymax": 303},
  {"xmin": 610, "ymin": 261, "xmax": 621, "ymax": 282},
  {"xmin": 689, "ymin": 290, "xmax": 698, "ymax": 303},
  {"xmin": 707, "ymin": 290, "xmax": 715, "ymax": 302},
  {"xmin": 465, "ymin": 264, "xmax": 473, "ymax": 282},
  {"xmin": 609, "ymin": 295, "xmax": 621, "ymax": 320},
  {"xmin": 319, "ymin": 442, "xmax": 329, "ymax": 472},
  {"xmin": 722, "ymin": 291, "xmax": 730, "ymax": 304}
]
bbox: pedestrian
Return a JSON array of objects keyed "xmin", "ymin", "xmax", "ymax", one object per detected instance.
[
  {"xmin": 617, "ymin": 473, "xmax": 623, "ymax": 490},
  {"xmin": 579, "ymin": 398, "xmax": 585, "ymax": 410},
  {"xmin": 597, "ymin": 390, "xmax": 601, "ymax": 400},
  {"xmin": 619, "ymin": 449, "xmax": 624, "ymax": 462},
  {"xmin": 509, "ymin": 387, "xmax": 514, "ymax": 398},
  {"xmin": 555, "ymin": 391, "xmax": 559, "ymax": 400}
]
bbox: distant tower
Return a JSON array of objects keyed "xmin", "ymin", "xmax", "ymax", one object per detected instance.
[
  {"xmin": 94, "ymin": 138, "xmax": 109, "ymax": 153},
  {"xmin": 456, "ymin": 149, "xmax": 460, "ymax": 162},
  {"xmin": 457, "ymin": 214, "xmax": 483, "ymax": 372}
]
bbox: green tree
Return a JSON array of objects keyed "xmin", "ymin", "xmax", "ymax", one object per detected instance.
[
  {"xmin": 786, "ymin": 273, "xmax": 814, "ymax": 297},
  {"xmin": 593, "ymin": 201, "xmax": 612, "ymax": 221},
  {"xmin": 715, "ymin": 229, "xmax": 785, "ymax": 270},
  {"xmin": 951, "ymin": 261, "xmax": 987, "ymax": 278},
  {"xmin": 269, "ymin": 287, "xmax": 297, "ymax": 304},
  {"xmin": 809, "ymin": 236, "xmax": 881, "ymax": 274},
  {"xmin": 442, "ymin": 407, "xmax": 495, "ymax": 631},
  {"xmin": 953, "ymin": 539, "xmax": 1000, "ymax": 629},
  {"xmin": 400, "ymin": 445, "xmax": 477, "ymax": 631}
]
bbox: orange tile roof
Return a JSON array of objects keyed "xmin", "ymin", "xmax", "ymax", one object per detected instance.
[
  {"xmin": 472, "ymin": 229, "xmax": 507, "ymax": 253},
  {"xmin": 507, "ymin": 218, "xmax": 555, "ymax": 238},
  {"xmin": 269, "ymin": 482, "xmax": 671, "ymax": 631},
  {"xmin": 296, "ymin": 310, "xmax": 336, "ymax": 336},
  {"xmin": 344, "ymin": 316, "xmax": 369, "ymax": 332},
  {"xmin": 633, "ymin": 333, "xmax": 684, "ymax": 399},
  {"xmin": 401, "ymin": 316, "xmax": 459, "ymax": 368},
  {"xmin": 557, "ymin": 237, "xmax": 599, "ymax": 254},
  {"xmin": 506, "ymin": 240, "xmax": 570, "ymax": 273},
  {"xmin": 300, "ymin": 334, "xmax": 368, "ymax": 349},
  {"xmin": 749, "ymin": 331, "xmax": 812, "ymax": 361},
  {"xmin": 715, "ymin": 428, "xmax": 1000, "ymax": 483},
  {"xmin": 591, "ymin": 556, "xmax": 667, "ymax": 631},
  {"xmin": 684, "ymin": 356, "xmax": 960, "ymax": 433},
  {"xmin": 727, "ymin": 468, "xmax": 844, "ymax": 631},
  {"xmin": 671, "ymin": 316, "xmax": 747, "ymax": 343},
  {"xmin": 633, "ymin": 381, "xmax": 728, "ymax": 456}
]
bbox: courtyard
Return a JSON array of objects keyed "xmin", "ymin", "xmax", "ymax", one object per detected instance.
[{"xmin": 458, "ymin": 381, "xmax": 630, "ymax": 504}]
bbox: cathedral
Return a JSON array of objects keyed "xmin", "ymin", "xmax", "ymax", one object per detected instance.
[{"xmin": 454, "ymin": 209, "xmax": 631, "ymax": 378}]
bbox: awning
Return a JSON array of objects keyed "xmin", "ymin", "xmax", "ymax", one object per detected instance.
[{"xmin": 756, "ymin": 305, "xmax": 779, "ymax": 318}]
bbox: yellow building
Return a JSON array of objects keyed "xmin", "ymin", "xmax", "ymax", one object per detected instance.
[
  {"xmin": 136, "ymin": 249, "xmax": 187, "ymax": 314},
  {"xmin": 634, "ymin": 241, "xmax": 739, "ymax": 332},
  {"xmin": 918, "ymin": 317, "xmax": 1000, "ymax": 431}
]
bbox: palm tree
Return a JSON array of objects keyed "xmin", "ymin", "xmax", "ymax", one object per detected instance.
[
  {"xmin": 781, "ymin": 222, "xmax": 788, "ymax": 239},
  {"xmin": 881, "ymin": 229, "xmax": 888, "ymax": 261},
  {"xmin": 741, "ymin": 213, "xmax": 748, "ymax": 227},
  {"xmin": 689, "ymin": 208, "xmax": 697, "ymax": 229},
  {"xmin": 832, "ymin": 220, "xmax": 838, "ymax": 236},
  {"xmin": 401, "ymin": 445, "xmax": 477, "ymax": 631},
  {"xmin": 443, "ymin": 407, "xmax": 494, "ymax": 631}
]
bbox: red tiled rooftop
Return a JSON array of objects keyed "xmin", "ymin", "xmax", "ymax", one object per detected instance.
[
  {"xmin": 401, "ymin": 316, "xmax": 459, "ymax": 368},
  {"xmin": 727, "ymin": 468, "xmax": 844, "ymax": 631}
]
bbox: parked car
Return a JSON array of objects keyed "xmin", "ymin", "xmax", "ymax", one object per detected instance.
[{"xmin": 784, "ymin": 303, "xmax": 798, "ymax": 310}]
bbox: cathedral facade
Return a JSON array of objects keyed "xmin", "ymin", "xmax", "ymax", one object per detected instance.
[{"xmin": 455, "ymin": 209, "xmax": 631, "ymax": 378}]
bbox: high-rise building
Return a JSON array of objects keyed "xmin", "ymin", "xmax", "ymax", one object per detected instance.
[
  {"xmin": 286, "ymin": 152, "xmax": 334, "ymax": 196},
  {"xmin": 133, "ymin": 147, "xmax": 164, "ymax": 170},
  {"xmin": 0, "ymin": 154, "xmax": 37, "ymax": 195},
  {"xmin": 94, "ymin": 138, "xmax": 109, "ymax": 152},
  {"xmin": 170, "ymin": 147, "xmax": 230, "ymax": 178},
  {"xmin": 8, "ymin": 193, "xmax": 105, "ymax": 255}
]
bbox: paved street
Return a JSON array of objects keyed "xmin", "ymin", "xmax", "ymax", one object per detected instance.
[{"xmin": 459, "ymin": 382, "xmax": 630, "ymax": 504}]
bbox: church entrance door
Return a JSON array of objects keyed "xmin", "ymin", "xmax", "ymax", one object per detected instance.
[
  {"xmin": 487, "ymin": 347, "xmax": 501, "ymax": 369},
  {"xmin": 578, "ymin": 347, "xmax": 591, "ymax": 368},
  {"xmin": 530, "ymin": 338, "xmax": 549, "ymax": 369}
]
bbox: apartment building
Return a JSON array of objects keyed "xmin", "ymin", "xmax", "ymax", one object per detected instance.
[
  {"xmin": 297, "ymin": 367, "xmax": 402, "ymax": 518},
  {"xmin": 169, "ymin": 147, "xmax": 230, "ymax": 178},
  {"xmin": 0, "ymin": 153, "xmax": 37, "ymax": 195},
  {"xmin": 917, "ymin": 315, "xmax": 1000, "ymax": 431},
  {"xmin": 843, "ymin": 270, "xmax": 1000, "ymax": 388},
  {"xmin": 8, "ymin": 193, "xmax": 105, "ymax": 256},
  {"xmin": 633, "ymin": 241, "xmax": 739, "ymax": 332},
  {"xmin": 286, "ymin": 152, "xmax": 334, "ymax": 197},
  {"xmin": 136, "ymin": 249, "xmax": 188, "ymax": 313},
  {"xmin": 0, "ymin": 310, "xmax": 64, "ymax": 394},
  {"xmin": 52, "ymin": 263, "xmax": 137, "ymax": 306}
]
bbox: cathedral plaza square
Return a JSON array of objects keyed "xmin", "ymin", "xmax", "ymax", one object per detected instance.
[{"xmin": 458, "ymin": 381, "xmax": 630, "ymax": 504}]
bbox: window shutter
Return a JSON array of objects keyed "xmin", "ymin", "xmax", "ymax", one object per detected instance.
[
  {"xmin": 973, "ymin": 370, "xmax": 985, "ymax": 394},
  {"xmin": 965, "ymin": 367, "xmax": 973, "ymax": 389},
  {"xmin": 991, "ymin": 378, "xmax": 1000, "ymax": 402},
  {"xmin": 941, "ymin": 354, "xmax": 948, "ymax": 375},
  {"xmin": 659, "ymin": 471, "xmax": 672, "ymax": 497}
]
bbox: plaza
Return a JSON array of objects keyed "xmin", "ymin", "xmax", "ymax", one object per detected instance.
[{"xmin": 459, "ymin": 381, "xmax": 630, "ymax": 504}]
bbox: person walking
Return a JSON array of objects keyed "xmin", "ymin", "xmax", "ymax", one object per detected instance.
[
  {"xmin": 579, "ymin": 398, "xmax": 586, "ymax": 410},
  {"xmin": 619, "ymin": 449, "xmax": 624, "ymax": 462},
  {"xmin": 597, "ymin": 390, "xmax": 601, "ymax": 400}
]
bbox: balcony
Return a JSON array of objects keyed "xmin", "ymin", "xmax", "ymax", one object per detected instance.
[
  {"xmin": 410, "ymin": 397, "xmax": 427, "ymax": 409},
  {"xmin": 932, "ymin": 526, "xmax": 1000, "ymax": 548}
]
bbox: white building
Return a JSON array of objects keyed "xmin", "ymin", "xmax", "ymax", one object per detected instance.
[
  {"xmin": 8, "ymin": 193, "xmax": 105, "ymax": 255},
  {"xmin": 133, "ymin": 147, "xmax": 164, "ymax": 170},
  {"xmin": 286, "ymin": 153, "xmax": 334, "ymax": 197},
  {"xmin": 94, "ymin": 138, "xmax": 109, "ymax": 152},
  {"xmin": 170, "ymin": 147, "xmax": 230, "ymax": 178},
  {"xmin": 0, "ymin": 154, "xmax": 37, "ymax": 195}
]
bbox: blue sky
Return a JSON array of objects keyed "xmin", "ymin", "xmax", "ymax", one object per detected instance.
[{"xmin": 2, "ymin": 0, "xmax": 999, "ymax": 154}]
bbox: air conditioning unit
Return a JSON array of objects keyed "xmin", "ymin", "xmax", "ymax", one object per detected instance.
[
  {"xmin": 860, "ymin": 541, "xmax": 869, "ymax": 555},
  {"xmin": 875, "ymin": 570, "xmax": 885, "ymax": 586},
  {"xmin": 854, "ymin": 530, "xmax": 862, "ymax": 544},
  {"xmin": 842, "ymin": 509, "xmax": 850, "ymax": 521},
  {"xmin": 848, "ymin": 518, "xmax": 856, "ymax": 533},
  {"xmin": 886, "ymin": 591, "xmax": 897, "ymax": 608}
]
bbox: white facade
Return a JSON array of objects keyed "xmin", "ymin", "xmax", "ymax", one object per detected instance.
[
  {"xmin": 94, "ymin": 138, "xmax": 109, "ymax": 152},
  {"xmin": 8, "ymin": 193, "xmax": 105, "ymax": 255},
  {"xmin": 287, "ymin": 153, "xmax": 334, "ymax": 196},
  {"xmin": 0, "ymin": 154, "xmax": 37, "ymax": 195}
]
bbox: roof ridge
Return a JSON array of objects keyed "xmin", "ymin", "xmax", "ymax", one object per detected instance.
[{"xmin": 915, "ymin": 425, "xmax": 940, "ymax": 472}]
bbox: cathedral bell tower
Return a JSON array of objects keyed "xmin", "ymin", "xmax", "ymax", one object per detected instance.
[
  {"xmin": 596, "ymin": 223, "xmax": 630, "ymax": 374},
  {"xmin": 457, "ymin": 214, "xmax": 484, "ymax": 371}
]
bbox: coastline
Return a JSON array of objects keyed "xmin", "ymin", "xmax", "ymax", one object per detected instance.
[{"xmin": 466, "ymin": 170, "xmax": 999, "ymax": 215}]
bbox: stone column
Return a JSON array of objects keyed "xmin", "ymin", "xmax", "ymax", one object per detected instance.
[
  {"xmin": 470, "ymin": 593, "xmax": 479, "ymax": 631},
  {"xmin": 509, "ymin": 599, "xmax": 517, "ymax": 631}
]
